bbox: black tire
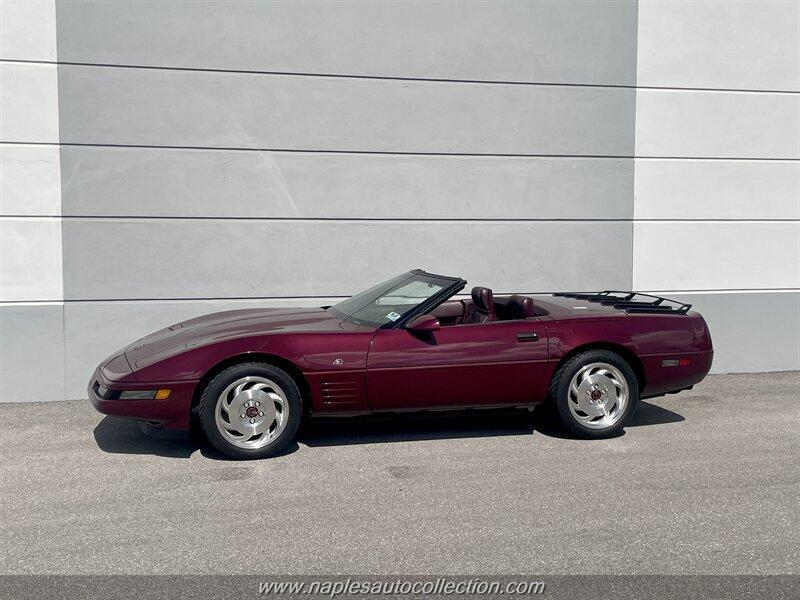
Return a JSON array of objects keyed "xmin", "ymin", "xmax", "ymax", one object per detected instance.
[
  {"xmin": 198, "ymin": 362, "xmax": 303, "ymax": 459},
  {"xmin": 548, "ymin": 350, "xmax": 638, "ymax": 438}
]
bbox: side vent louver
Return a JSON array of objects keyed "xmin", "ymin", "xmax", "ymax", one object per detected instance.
[{"xmin": 320, "ymin": 379, "xmax": 360, "ymax": 405}]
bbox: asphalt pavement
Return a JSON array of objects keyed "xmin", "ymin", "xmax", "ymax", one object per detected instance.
[{"xmin": 0, "ymin": 372, "xmax": 797, "ymax": 576}]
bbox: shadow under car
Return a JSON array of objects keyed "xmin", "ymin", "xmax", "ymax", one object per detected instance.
[{"xmin": 92, "ymin": 400, "xmax": 684, "ymax": 458}]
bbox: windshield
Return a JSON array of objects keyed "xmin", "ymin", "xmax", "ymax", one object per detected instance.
[{"xmin": 328, "ymin": 272, "xmax": 454, "ymax": 328}]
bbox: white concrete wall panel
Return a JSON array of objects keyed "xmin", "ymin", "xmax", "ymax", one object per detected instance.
[
  {"xmin": 632, "ymin": 222, "xmax": 800, "ymax": 292},
  {"xmin": 60, "ymin": 147, "xmax": 633, "ymax": 219},
  {"xmin": 0, "ymin": 217, "xmax": 63, "ymax": 301},
  {"xmin": 634, "ymin": 159, "xmax": 800, "ymax": 220},
  {"xmin": 633, "ymin": 2, "xmax": 799, "ymax": 381},
  {"xmin": 662, "ymin": 291, "xmax": 800, "ymax": 374},
  {"xmin": 637, "ymin": 0, "xmax": 800, "ymax": 92},
  {"xmin": 54, "ymin": 0, "xmax": 638, "ymax": 86},
  {"xmin": 0, "ymin": 304, "xmax": 65, "ymax": 402},
  {"xmin": 635, "ymin": 89, "xmax": 800, "ymax": 159},
  {"xmin": 56, "ymin": 66, "xmax": 635, "ymax": 156},
  {"xmin": 61, "ymin": 219, "xmax": 633, "ymax": 301},
  {"xmin": 0, "ymin": 0, "xmax": 58, "ymax": 62},
  {"xmin": 0, "ymin": 63, "xmax": 60, "ymax": 143},
  {"xmin": 0, "ymin": 2, "xmax": 64, "ymax": 399},
  {"xmin": 1, "ymin": 144, "xmax": 62, "ymax": 216}
]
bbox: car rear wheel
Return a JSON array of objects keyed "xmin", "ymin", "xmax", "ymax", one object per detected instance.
[
  {"xmin": 198, "ymin": 362, "xmax": 302, "ymax": 459},
  {"xmin": 549, "ymin": 350, "xmax": 638, "ymax": 438}
]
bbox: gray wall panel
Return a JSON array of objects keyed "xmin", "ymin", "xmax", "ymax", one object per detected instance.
[
  {"xmin": 55, "ymin": 0, "xmax": 638, "ymax": 86},
  {"xmin": 664, "ymin": 292, "xmax": 800, "ymax": 374},
  {"xmin": 61, "ymin": 219, "xmax": 633, "ymax": 300},
  {"xmin": 56, "ymin": 66, "xmax": 636, "ymax": 155},
  {"xmin": 1, "ymin": 304, "xmax": 65, "ymax": 402},
  {"xmin": 60, "ymin": 147, "xmax": 633, "ymax": 219}
]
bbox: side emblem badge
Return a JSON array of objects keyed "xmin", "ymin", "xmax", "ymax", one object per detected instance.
[{"xmin": 333, "ymin": 358, "xmax": 344, "ymax": 366}]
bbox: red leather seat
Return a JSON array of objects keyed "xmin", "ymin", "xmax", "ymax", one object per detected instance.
[{"xmin": 462, "ymin": 287, "xmax": 494, "ymax": 324}]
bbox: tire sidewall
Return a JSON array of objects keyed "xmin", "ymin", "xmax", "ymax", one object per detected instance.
[
  {"xmin": 199, "ymin": 362, "xmax": 302, "ymax": 459},
  {"xmin": 554, "ymin": 350, "xmax": 639, "ymax": 438}
]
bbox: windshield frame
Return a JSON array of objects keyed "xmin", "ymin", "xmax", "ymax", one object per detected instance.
[{"xmin": 327, "ymin": 270, "xmax": 465, "ymax": 330}]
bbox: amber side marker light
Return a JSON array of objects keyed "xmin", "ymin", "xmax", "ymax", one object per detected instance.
[
  {"xmin": 118, "ymin": 389, "xmax": 172, "ymax": 400},
  {"xmin": 662, "ymin": 358, "xmax": 691, "ymax": 367}
]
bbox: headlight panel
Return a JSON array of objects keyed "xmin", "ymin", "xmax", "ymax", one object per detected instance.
[{"xmin": 93, "ymin": 382, "xmax": 170, "ymax": 400}]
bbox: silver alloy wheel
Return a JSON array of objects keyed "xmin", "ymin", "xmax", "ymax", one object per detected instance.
[
  {"xmin": 214, "ymin": 376, "xmax": 289, "ymax": 449},
  {"xmin": 567, "ymin": 362, "xmax": 629, "ymax": 430}
]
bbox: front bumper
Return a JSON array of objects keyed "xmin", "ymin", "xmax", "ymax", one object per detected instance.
[{"xmin": 88, "ymin": 367, "xmax": 196, "ymax": 431}]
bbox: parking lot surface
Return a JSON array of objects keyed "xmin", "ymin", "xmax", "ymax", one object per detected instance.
[{"xmin": 0, "ymin": 372, "xmax": 797, "ymax": 575}]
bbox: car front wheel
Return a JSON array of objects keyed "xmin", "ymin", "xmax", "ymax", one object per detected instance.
[
  {"xmin": 198, "ymin": 362, "xmax": 302, "ymax": 459},
  {"xmin": 549, "ymin": 350, "xmax": 638, "ymax": 438}
]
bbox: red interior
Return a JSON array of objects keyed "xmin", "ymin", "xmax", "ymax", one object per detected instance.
[{"xmin": 431, "ymin": 287, "xmax": 547, "ymax": 326}]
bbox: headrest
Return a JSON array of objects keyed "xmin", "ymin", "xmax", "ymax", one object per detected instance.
[
  {"xmin": 471, "ymin": 286, "xmax": 494, "ymax": 314},
  {"xmin": 507, "ymin": 294, "xmax": 534, "ymax": 319}
]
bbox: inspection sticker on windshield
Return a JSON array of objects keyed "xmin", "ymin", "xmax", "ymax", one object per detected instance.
[{"xmin": 386, "ymin": 311, "xmax": 401, "ymax": 322}]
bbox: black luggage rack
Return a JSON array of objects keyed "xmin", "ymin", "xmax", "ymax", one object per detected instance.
[{"xmin": 552, "ymin": 291, "xmax": 692, "ymax": 314}]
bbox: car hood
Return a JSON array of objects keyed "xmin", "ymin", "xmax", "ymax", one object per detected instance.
[{"xmin": 124, "ymin": 306, "xmax": 341, "ymax": 370}]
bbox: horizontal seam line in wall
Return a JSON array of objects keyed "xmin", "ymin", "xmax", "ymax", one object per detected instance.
[
  {"xmin": 3, "ymin": 216, "xmax": 799, "ymax": 224},
  {"xmin": 2, "ymin": 141, "xmax": 800, "ymax": 161},
  {"xmin": 4, "ymin": 289, "xmax": 798, "ymax": 305},
  {"xmin": 2, "ymin": 59, "xmax": 798, "ymax": 95}
]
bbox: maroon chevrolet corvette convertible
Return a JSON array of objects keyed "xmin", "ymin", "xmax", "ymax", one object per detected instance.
[{"xmin": 89, "ymin": 270, "xmax": 713, "ymax": 459}]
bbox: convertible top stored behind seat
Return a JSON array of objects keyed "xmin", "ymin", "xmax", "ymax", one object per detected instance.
[{"xmin": 462, "ymin": 286, "xmax": 494, "ymax": 323}]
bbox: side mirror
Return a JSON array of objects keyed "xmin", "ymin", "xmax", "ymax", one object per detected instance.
[{"xmin": 406, "ymin": 314, "xmax": 440, "ymax": 332}]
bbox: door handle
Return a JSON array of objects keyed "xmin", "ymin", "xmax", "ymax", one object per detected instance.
[{"xmin": 516, "ymin": 332, "xmax": 539, "ymax": 342}]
